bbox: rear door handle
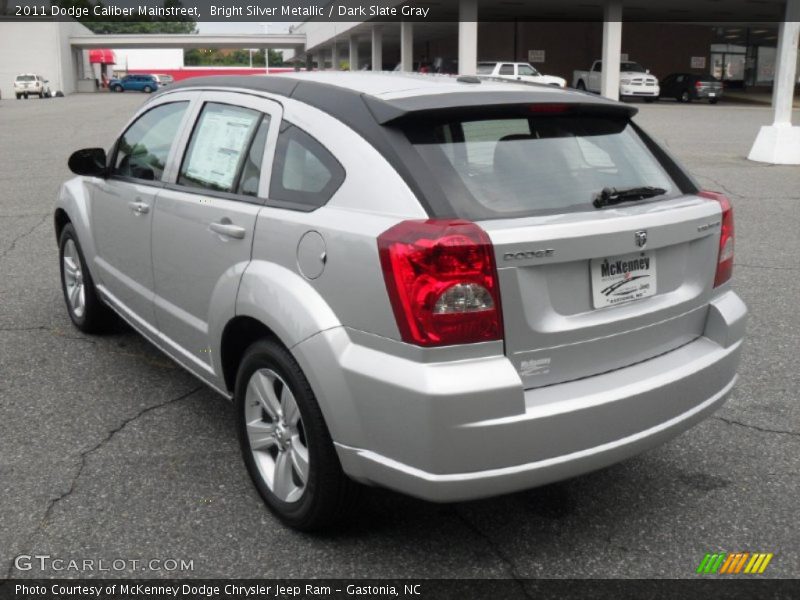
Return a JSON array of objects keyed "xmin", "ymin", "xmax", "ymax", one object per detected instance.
[
  {"xmin": 209, "ymin": 220, "xmax": 246, "ymax": 240},
  {"xmin": 128, "ymin": 201, "xmax": 149, "ymax": 215}
]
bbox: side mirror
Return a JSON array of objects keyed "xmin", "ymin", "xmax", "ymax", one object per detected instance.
[{"xmin": 68, "ymin": 148, "xmax": 107, "ymax": 177}]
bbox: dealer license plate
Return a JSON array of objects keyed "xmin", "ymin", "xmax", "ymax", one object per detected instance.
[{"xmin": 591, "ymin": 251, "xmax": 657, "ymax": 308}]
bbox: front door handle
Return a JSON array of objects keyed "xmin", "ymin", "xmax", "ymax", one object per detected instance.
[
  {"xmin": 209, "ymin": 220, "xmax": 246, "ymax": 240},
  {"xmin": 128, "ymin": 201, "xmax": 149, "ymax": 215}
]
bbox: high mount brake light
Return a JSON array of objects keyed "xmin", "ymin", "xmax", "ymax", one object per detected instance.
[
  {"xmin": 377, "ymin": 220, "xmax": 503, "ymax": 347},
  {"xmin": 528, "ymin": 103, "xmax": 571, "ymax": 114},
  {"xmin": 699, "ymin": 190, "xmax": 734, "ymax": 287}
]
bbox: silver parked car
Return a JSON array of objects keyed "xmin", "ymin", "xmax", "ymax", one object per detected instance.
[{"xmin": 55, "ymin": 73, "xmax": 745, "ymax": 530}]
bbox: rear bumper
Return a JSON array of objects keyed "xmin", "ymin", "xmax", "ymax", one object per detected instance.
[
  {"xmin": 295, "ymin": 291, "xmax": 746, "ymax": 503},
  {"xmin": 696, "ymin": 89, "xmax": 723, "ymax": 99}
]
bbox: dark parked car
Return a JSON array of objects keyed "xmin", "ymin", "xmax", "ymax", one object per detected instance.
[{"xmin": 660, "ymin": 73, "xmax": 723, "ymax": 104}]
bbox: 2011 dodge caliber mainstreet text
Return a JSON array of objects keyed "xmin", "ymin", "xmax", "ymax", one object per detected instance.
[{"xmin": 54, "ymin": 73, "xmax": 746, "ymax": 530}]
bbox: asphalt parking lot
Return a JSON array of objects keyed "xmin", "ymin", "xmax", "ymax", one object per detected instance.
[{"xmin": 1, "ymin": 92, "xmax": 798, "ymax": 580}]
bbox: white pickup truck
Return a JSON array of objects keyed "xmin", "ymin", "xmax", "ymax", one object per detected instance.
[{"xmin": 573, "ymin": 60, "xmax": 659, "ymax": 101}]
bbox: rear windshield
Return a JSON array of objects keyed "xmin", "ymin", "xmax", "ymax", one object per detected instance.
[
  {"xmin": 404, "ymin": 113, "xmax": 678, "ymax": 219},
  {"xmin": 16, "ymin": 75, "xmax": 36, "ymax": 82}
]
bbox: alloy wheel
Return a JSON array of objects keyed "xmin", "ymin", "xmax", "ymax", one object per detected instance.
[
  {"xmin": 244, "ymin": 368, "xmax": 310, "ymax": 503},
  {"xmin": 62, "ymin": 239, "xmax": 86, "ymax": 319}
]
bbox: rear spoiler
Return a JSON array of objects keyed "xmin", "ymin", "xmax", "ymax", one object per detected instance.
[{"xmin": 363, "ymin": 91, "xmax": 638, "ymax": 125}]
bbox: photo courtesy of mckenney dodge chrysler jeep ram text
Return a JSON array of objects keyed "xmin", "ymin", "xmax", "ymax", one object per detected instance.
[{"xmin": 54, "ymin": 72, "xmax": 746, "ymax": 531}]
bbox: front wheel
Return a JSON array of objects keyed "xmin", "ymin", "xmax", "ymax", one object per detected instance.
[
  {"xmin": 59, "ymin": 224, "xmax": 114, "ymax": 333},
  {"xmin": 112, "ymin": 85, "xmax": 123, "ymax": 93},
  {"xmin": 142, "ymin": 85, "xmax": 152, "ymax": 93},
  {"xmin": 236, "ymin": 339, "xmax": 358, "ymax": 531},
  {"xmin": 709, "ymin": 98, "xmax": 719, "ymax": 104}
]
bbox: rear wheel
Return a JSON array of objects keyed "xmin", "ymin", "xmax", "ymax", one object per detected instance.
[
  {"xmin": 15, "ymin": 93, "xmax": 20, "ymax": 100},
  {"xmin": 235, "ymin": 339, "xmax": 358, "ymax": 531},
  {"xmin": 59, "ymin": 224, "xmax": 114, "ymax": 333},
  {"xmin": 680, "ymin": 90, "xmax": 691, "ymax": 103},
  {"xmin": 142, "ymin": 85, "xmax": 152, "ymax": 93},
  {"xmin": 709, "ymin": 98, "xmax": 719, "ymax": 105},
  {"xmin": 576, "ymin": 80, "xmax": 586, "ymax": 91}
]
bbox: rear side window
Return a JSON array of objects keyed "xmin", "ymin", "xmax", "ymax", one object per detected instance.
[
  {"xmin": 476, "ymin": 64, "xmax": 494, "ymax": 74},
  {"xmin": 499, "ymin": 64, "xmax": 514, "ymax": 75},
  {"xmin": 269, "ymin": 124, "xmax": 344, "ymax": 209},
  {"xmin": 112, "ymin": 101, "xmax": 188, "ymax": 181},
  {"xmin": 178, "ymin": 103, "xmax": 262, "ymax": 193},
  {"xmin": 404, "ymin": 113, "xmax": 677, "ymax": 219}
]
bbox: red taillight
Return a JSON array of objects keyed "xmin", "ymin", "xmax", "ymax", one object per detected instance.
[
  {"xmin": 695, "ymin": 80, "xmax": 703, "ymax": 88},
  {"xmin": 377, "ymin": 219, "xmax": 503, "ymax": 347},
  {"xmin": 699, "ymin": 191, "xmax": 734, "ymax": 287}
]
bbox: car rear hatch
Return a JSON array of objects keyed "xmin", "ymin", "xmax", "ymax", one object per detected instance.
[
  {"xmin": 393, "ymin": 96, "xmax": 721, "ymax": 388},
  {"xmin": 696, "ymin": 78, "xmax": 723, "ymax": 95},
  {"xmin": 482, "ymin": 198, "xmax": 720, "ymax": 388}
]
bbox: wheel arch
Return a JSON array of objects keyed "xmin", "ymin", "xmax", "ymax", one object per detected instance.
[
  {"xmin": 217, "ymin": 260, "xmax": 342, "ymax": 394},
  {"xmin": 54, "ymin": 207, "xmax": 71, "ymax": 245}
]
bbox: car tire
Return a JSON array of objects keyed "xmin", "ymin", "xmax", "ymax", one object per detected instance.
[
  {"xmin": 680, "ymin": 90, "xmax": 691, "ymax": 103},
  {"xmin": 576, "ymin": 80, "xmax": 586, "ymax": 91},
  {"xmin": 58, "ymin": 223, "xmax": 114, "ymax": 334},
  {"xmin": 23, "ymin": 93, "xmax": 28, "ymax": 99},
  {"xmin": 112, "ymin": 85, "xmax": 123, "ymax": 93},
  {"xmin": 709, "ymin": 98, "xmax": 719, "ymax": 105},
  {"xmin": 15, "ymin": 94, "xmax": 20, "ymax": 100},
  {"xmin": 143, "ymin": 85, "xmax": 152, "ymax": 93},
  {"xmin": 645, "ymin": 97, "xmax": 656, "ymax": 103},
  {"xmin": 235, "ymin": 338, "xmax": 359, "ymax": 531}
]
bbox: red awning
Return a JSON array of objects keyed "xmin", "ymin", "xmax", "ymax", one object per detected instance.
[{"xmin": 89, "ymin": 49, "xmax": 116, "ymax": 65}]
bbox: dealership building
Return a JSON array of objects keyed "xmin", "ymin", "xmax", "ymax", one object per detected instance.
[{"xmin": 1, "ymin": 0, "xmax": 799, "ymax": 162}]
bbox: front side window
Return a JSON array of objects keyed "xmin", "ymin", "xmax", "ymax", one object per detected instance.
[
  {"xmin": 178, "ymin": 103, "xmax": 262, "ymax": 193},
  {"xmin": 112, "ymin": 101, "xmax": 188, "ymax": 181},
  {"xmin": 517, "ymin": 64, "xmax": 539, "ymax": 77},
  {"xmin": 404, "ymin": 113, "xmax": 677, "ymax": 220},
  {"xmin": 269, "ymin": 124, "xmax": 344, "ymax": 209}
]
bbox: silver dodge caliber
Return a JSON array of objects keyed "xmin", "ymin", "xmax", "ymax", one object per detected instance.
[{"xmin": 55, "ymin": 73, "xmax": 746, "ymax": 530}]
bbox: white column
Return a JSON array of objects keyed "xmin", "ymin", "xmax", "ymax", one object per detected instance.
[
  {"xmin": 600, "ymin": 0, "xmax": 622, "ymax": 101},
  {"xmin": 349, "ymin": 36, "xmax": 359, "ymax": 71},
  {"xmin": 330, "ymin": 43, "xmax": 339, "ymax": 71},
  {"xmin": 400, "ymin": 21, "xmax": 413, "ymax": 72},
  {"xmin": 371, "ymin": 25, "xmax": 383, "ymax": 71},
  {"xmin": 458, "ymin": 0, "xmax": 478, "ymax": 75},
  {"xmin": 749, "ymin": 0, "xmax": 800, "ymax": 164}
]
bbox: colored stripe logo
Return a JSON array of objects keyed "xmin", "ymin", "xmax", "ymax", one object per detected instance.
[{"xmin": 696, "ymin": 552, "xmax": 773, "ymax": 574}]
